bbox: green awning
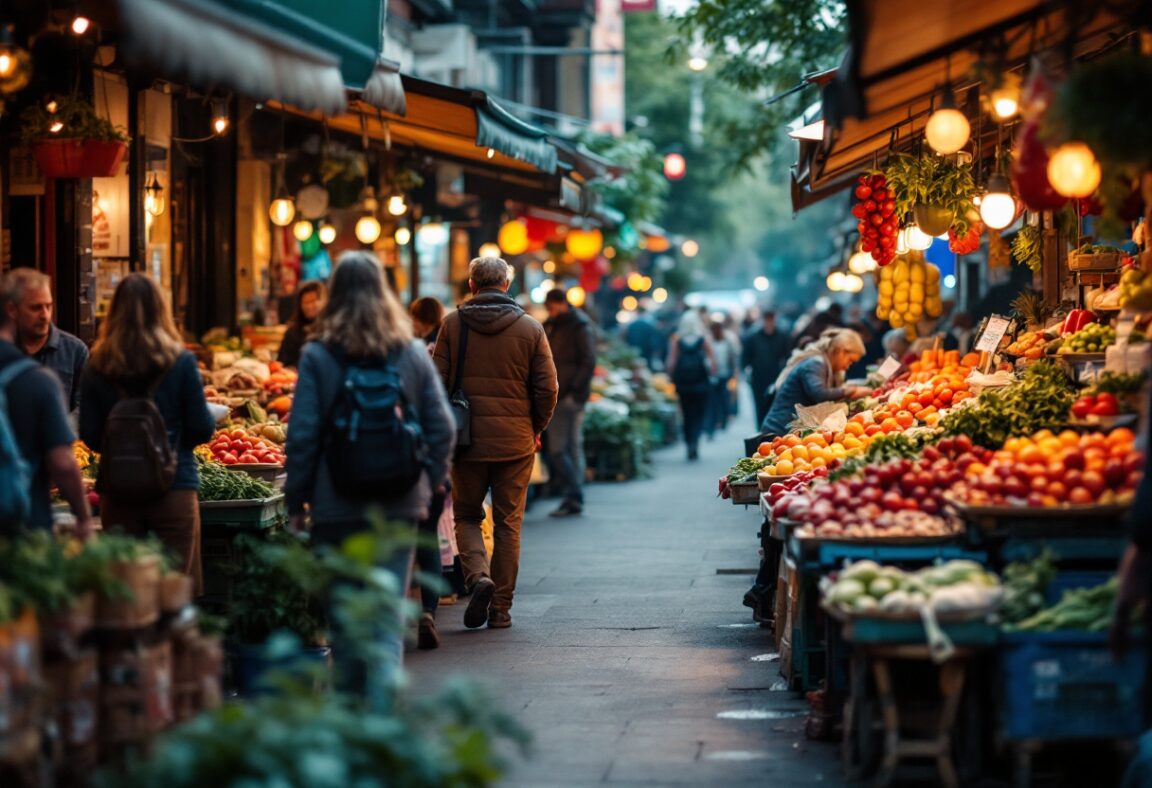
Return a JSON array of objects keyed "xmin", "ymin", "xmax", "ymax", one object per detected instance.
[
  {"xmin": 476, "ymin": 97, "xmax": 557, "ymax": 174},
  {"xmin": 115, "ymin": 0, "xmax": 347, "ymax": 114},
  {"xmin": 114, "ymin": 0, "xmax": 406, "ymax": 116}
]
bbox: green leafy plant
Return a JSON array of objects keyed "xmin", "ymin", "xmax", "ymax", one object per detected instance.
[
  {"xmin": 938, "ymin": 361, "xmax": 1074, "ymax": 448},
  {"xmin": 1012, "ymin": 225, "xmax": 1043, "ymax": 272},
  {"xmin": 20, "ymin": 93, "xmax": 130, "ymax": 145},
  {"xmin": 884, "ymin": 153, "xmax": 978, "ymax": 236},
  {"xmin": 225, "ymin": 532, "xmax": 330, "ymax": 646}
]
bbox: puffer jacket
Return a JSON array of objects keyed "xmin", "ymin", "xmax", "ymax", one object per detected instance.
[{"xmin": 433, "ymin": 290, "xmax": 558, "ymax": 462}]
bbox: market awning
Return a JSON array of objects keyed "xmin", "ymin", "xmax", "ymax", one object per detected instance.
[
  {"xmin": 112, "ymin": 0, "xmax": 349, "ymax": 115},
  {"xmin": 791, "ymin": 1, "xmax": 1134, "ymax": 210},
  {"xmin": 273, "ymin": 76, "xmax": 560, "ymax": 175}
]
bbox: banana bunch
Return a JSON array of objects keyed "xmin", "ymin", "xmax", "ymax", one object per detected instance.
[{"xmin": 875, "ymin": 252, "xmax": 943, "ymax": 333}]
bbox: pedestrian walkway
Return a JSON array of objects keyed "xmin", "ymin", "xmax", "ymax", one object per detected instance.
[{"xmin": 407, "ymin": 419, "xmax": 841, "ymax": 786}]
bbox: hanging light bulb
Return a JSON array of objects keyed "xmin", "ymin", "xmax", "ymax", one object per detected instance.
[
  {"xmin": 979, "ymin": 173, "xmax": 1017, "ymax": 230},
  {"xmin": 826, "ymin": 271, "xmax": 847, "ymax": 291},
  {"xmin": 906, "ymin": 224, "xmax": 934, "ymax": 251},
  {"xmin": 394, "ymin": 226, "xmax": 411, "ymax": 246},
  {"xmin": 70, "ymin": 16, "xmax": 91, "ymax": 35},
  {"xmin": 268, "ymin": 196, "xmax": 295, "ymax": 227},
  {"xmin": 896, "ymin": 228, "xmax": 910, "ymax": 255},
  {"xmin": 990, "ymin": 87, "xmax": 1019, "ymax": 120},
  {"xmin": 355, "ymin": 215, "xmax": 382, "ymax": 244},
  {"xmin": 925, "ymin": 92, "xmax": 970, "ymax": 155},
  {"xmin": 318, "ymin": 222, "xmax": 337, "ymax": 245},
  {"xmin": 386, "ymin": 194, "xmax": 407, "ymax": 216},
  {"xmin": 1046, "ymin": 142, "xmax": 1102, "ymax": 198},
  {"xmin": 293, "ymin": 220, "xmax": 314, "ymax": 242},
  {"xmin": 211, "ymin": 99, "xmax": 229, "ymax": 136},
  {"xmin": 486, "ymin": 148, "xmax": 496, "ymax": 159},
  {"xmin": 143, "ymin": 173, "xmax": 165, "ymax": 217},
  {"xmin": 843, "ymin": 273, "xmax": 865, "ymax": 293},
  {"xmin": 0, "ymin": 26, "xmax": 32, "ymax": 94},
  {"xmin": 848, "ymin": 250, "xmax": 876, "ymax": 274}
]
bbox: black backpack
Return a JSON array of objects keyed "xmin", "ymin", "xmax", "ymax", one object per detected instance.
[
  {"xmin": 325, "ymin": 346, "xmax": 428, "ymax": 499},
  {"xmin": 672, "ymin": 336, "xmax": 709, "ymax": 389},
  {"xmin": 98, "ymin": 380, "xmax": 178, "ymax": 501}
]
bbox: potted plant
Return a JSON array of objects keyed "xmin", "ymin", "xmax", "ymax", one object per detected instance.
[
  {"xmin": 20, "ymin": 93, "xmax": 130, "ymax": 179},
  {"xmin": 225, "ymin": 533, "xmax": 332, "ymax": 696},
  {"xmin": 885, "ymin": 153, "xmax": 977, "ymax": 237},
  {"xmin": 80, "ymin": 533, "xmax": 165, "ymax": 630}
]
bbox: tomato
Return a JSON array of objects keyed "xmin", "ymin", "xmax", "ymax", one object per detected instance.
[
  {"xmin": 221, "ymin": 452, "xmax": 239, "ymax": 465},
  {"xmin": 238, "ymin": 453, "xmax": 260, "ymax": 464},
  {"xmin": 855, "ymin": 185, "xmax": 872, "ymax": 200},
  {"xmin": 1070, "ymin": 398, "xmax": 1094, "ymax": 419},
  {"xmin": 229, "ymin": 429, "xmax": 246, "ymax": 440},
  {"xmin": 1090, "ymin": 399, "xmax": 1119, "ymax": 417},
  {"xmin": 1067, "ymin": 486, "xmax": 1094, "ymax": 505}
]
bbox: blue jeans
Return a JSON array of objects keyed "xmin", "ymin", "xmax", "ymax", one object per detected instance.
[{"xmin": 546, "ymin": 396, "xmax": 585, "ymax": 505}]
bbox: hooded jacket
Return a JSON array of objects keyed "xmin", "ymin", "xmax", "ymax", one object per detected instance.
[
  {"xmin": 433, "ymin": 289, "xmax": 558, "ymax": 462},
  {"xmin": 544, "ymin": 307, "xmax": 597, "ymax": 404}
]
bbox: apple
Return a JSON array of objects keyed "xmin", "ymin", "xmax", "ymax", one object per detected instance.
[
  {"xmin": 1080, "ymin": 470, "xmax": 1106, "ymax": 496},
  {"xmin": 1026, "ymin": 491, "xmax": 1046, "ymax": 508},
  {"xmin": 1068, "ymin": 486, "xmax": 1094, "ymax": 505},
  {"xmin": 1046, "ymin": 481, "xmax": 1068, "ymax": 502},
  {"xmin": 1102, "ymin": 460, "xmax": 1127, "ymax": 488},
  {"xmin": 1003, "ymin": 478, "xmax": 1029, "ymax": 498},
  {"xmin": 1064, "ymin": 451, "xmax": 1086, "ymax": 470},
  {"xmin": 954, "ymin": 435, "xmax": 973, "ymax": 453}
]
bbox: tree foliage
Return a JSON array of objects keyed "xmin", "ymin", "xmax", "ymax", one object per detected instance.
[
  {"xmin": 581, "ymin": 133, "xmax": 668, "ymax": 227},
  {"xmin": 672, "ymin": 0, "xmax": 847, "ymax": 170}
]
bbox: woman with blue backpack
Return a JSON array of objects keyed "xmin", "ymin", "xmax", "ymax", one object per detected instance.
[
  {"xmin": 284, "ymin": 251, "xmax": 455, "ymax": 697},
  {"xmin": 667, "ymin": 310, "xmax": 717, "ymax": 461}
]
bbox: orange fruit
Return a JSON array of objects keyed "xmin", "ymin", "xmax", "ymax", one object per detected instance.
[
  {"xmin": 923, "ymin": 412, "xmax": 941, "ymax": 426},
  {"xmin": 775, "ymin": 459, "xmax": 795, "ymax": 476},
  {"xmin": 895, "ymin": 411, "xmax": 914, "ymax": 429},
  {"xmin": 1033, "ymin": 429, "xmax": 1055, "ymax": 443},
  {"xmin": 880, "ymin": 417, "xmax": 900, "ymax": 433},
  {"xmin": 907, "ymin": 402, "xmax": 923, "ymax": 415},
  {"xmin": 845, "ymin": 421, "xmax": 865, "ymax": 437},
  {"xmin": 791, "ymin": 445, "xmax": 810, "ymax": 461},
  {"xmin": 937, "ymin": 388, "xmax": 954, "ymax": 405},
  {"xmin": 918, "ymin": 390, "xmax": 935, "ymax": 407},
  {"xmin": 783, "ymin": 435, "xmax": 801, "ymax": 448},
  {"xmin": 757, "ymin": 442, "xmax": 773, "ymax": 457},
  {"xmin": 865, "ymin": 424, "xmax": 883, "ymax": 437},
  {"xmin": 1108, "ymin": 427, "xmax": 1136, "ymax": 446},
  {"xmin": 1058, "ymin": 430, "xmax": 1081, "ymax": 448},
  {"xmin": 809, "ymin": 456, "xmax": 827, "ymax": 468}
]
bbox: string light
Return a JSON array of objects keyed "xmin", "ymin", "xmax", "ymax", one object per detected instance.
[
  {"xmin": 355, "ymin": 215, "xmax": 382, "ymax": 244},
  {"xmin": 293, "ymin": 220, "xmax": 314, "ymax": 241},
  {"xmin": 318, "ymin": 222, "xmax": 337, "ymax": 245},
  {"xmin": 394, "ymin": 227, "xmax": 411, "ymax": 246},
  {"xmin": 386, "ymin": 194, "xmax": 407, "ymax": 216},
  {"xmin": 211, "ymin": 99, "xmax": 229, "ymax": 136}
]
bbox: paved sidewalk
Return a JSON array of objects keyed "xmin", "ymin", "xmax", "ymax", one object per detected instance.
[{"xmin": 407, "ymin": 419, "xmax": 841, "ymax": 786}]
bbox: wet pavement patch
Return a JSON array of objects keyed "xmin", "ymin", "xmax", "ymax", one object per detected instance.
[
  {"xmin": 716, "ymin": 709, "xmax": 807, "ymax": 720},
  {"xmin": 750, "ymin": 653, "xmax": 780, "ymax": 662},
  {"xmin": 705, "ymin": 751, "xmax": 774, "ymax": 761}
]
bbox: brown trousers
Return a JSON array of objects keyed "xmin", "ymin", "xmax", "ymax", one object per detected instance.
[
  {"xmin": 100, "ymin": 489, "xmax": 203, "ymax": 594},
  {"xmin": 451, "ymin": 455, "xmax": 535, "ymax": 612}
]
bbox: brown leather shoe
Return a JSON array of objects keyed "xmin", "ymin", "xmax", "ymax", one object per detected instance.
[
  {"xmin": 463, "ymin": 577, "xmax": 495, "ymax": 629},
  {"xmin": 487, "ymin": 610, "xmax": 512, "ymax": 629}
]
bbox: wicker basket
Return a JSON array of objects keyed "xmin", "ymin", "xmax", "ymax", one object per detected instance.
[
  {"xmin": 96, "ymin": 555, "xmax": 161, "ymax": 630},
  {"xmin": 1068, "ymin": 251, "xmax": 1120, "ymax": 271}
]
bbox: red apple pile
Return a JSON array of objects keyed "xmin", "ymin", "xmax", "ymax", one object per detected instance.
[{"xmin": 851, "ymin": 173, "xmax": 899, "ymax": 267}]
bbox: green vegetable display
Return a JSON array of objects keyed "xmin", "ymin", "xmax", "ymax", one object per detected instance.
[
  {"xmin": 198, "ymin": 456, "xmax": 276, "ymax": 502},
  {"xmin": 727, "ymin": 456, "xmax": 771, "ymax": 484},
  {"xmin": 939, "ymin": 361, "xmax": 1074, "ymax": 449},
  {"xmin": 1009, "ymin": 577, "xmax": 1118, "ymax": 632},
  {"xmin": 999, "ymin": 551, "xmax": 1057, "ymax": 625}
]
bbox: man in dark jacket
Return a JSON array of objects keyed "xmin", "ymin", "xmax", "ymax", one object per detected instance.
[
  {"xmin": 542, "ymin": 288, "xmax": 597, "ymax": 518},
  {"xmin": 741, "ymin": 311, "xmax": 790, "ymax": 428},
  {"xmin": 433, "ymin": 257, "xmax": 558, "ymax": 630}
]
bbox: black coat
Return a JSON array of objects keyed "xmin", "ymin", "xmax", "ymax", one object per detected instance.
[
  {"xmin": 544, "ymin": 308, "xmax": 597, "ymax": 404},
  {"xmin": 741, "ymin": 328, "xmax": 790, "ymax": 395}
]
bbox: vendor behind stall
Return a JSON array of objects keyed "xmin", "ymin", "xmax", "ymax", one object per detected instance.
[
  {"xmin": 278, "ymin": 281, "xmax": 326, "ymax": 368},
  {"xmin": 759, "ymin": 328, "xmax": 870, "ymax": 436}
]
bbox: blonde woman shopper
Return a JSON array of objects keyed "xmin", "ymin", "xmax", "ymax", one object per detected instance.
[
  {"xmin": 759, "ymin": 327, "xmax": 870, "ymax": 437},
  {"xmin": 80, "ymin": 274, "xmax": 215, "ymax": 587},
  {"xmin": 284, "ymin": 252, "xmax": 454, "ymax": 691}
]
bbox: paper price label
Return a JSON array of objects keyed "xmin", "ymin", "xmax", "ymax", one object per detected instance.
[
  {"xmin": 975, "ymin": 315, "xmax": 1012, "ymax": 353},
  {"xmin": 876, "ymin": 356, "xmax": 902, "ymax": 381}
]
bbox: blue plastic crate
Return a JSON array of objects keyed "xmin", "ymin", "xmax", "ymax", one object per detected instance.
[{"xmin": 1000, "ymin": 631, "xmax": 1146, "ymax": 741}]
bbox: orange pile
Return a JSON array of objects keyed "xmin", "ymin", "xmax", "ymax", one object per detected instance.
[{"xmin": 757, "ymin": 428, "xmax": 874, "ymax": 476}]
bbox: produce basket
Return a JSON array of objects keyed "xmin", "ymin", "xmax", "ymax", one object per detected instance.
[
  {"xmin": 729, "ymin": 481, "xmax": 760, "ymax": 505},
  {"xmin": 226, "ymin": 464, "xmax": 283, "ymax": 484},
  {"xmin": 1000, "ymin": 631, "xmax": 1145, "ymax": 740},
  {"xmin": 945, "ymin": 496, "xmax": 1130, "ymax": 521},
  {"xmin": 788, "ymin": 532, "xmax": 973, "ymax": 569},
  {"xmin": 826, "ymin": 606, "xmax": 999, "ymax": 647},
  {"xmin": 1067, "ymin": 251, "xmax": 1120, "ymax": 271},
  {"xmin": 199, "ymin": 495, "xmax": 286, "ymax": 529},
  {"xmin": 757, "ymin": 471, "xmax": 800, "ymax": 492}
]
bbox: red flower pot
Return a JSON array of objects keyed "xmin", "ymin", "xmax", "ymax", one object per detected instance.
[{"xmin": 32, "ymin": 139, "xmax": 128, "ymax": 179}]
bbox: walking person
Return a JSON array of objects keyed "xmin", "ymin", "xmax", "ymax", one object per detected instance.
[
  {"xmin": 705, "ymin": 316, "xmax": 738, "ymax": 437},
  {"xmin": 433, "ymin": 256, "xmax": 557, "ymax": 630},
  {"xmin": 410, "ymin": 294, "xmax": 451, "ymax": 648},
  {"xmin": 0, "ymin": 276, "xmax": 92, "ymax": 537},
  {"xmin": 3, "ymin": 268, "xmax": 88, "ymax": 412},
  {"xmin": 741, "ymin": 310, "xmax": 790, "ymax": 429},
  {"xmin": 278, "ymin": 281, "xmax": 326, "ymax": 368},
  {"xmin": 285, "ymin": 252, "xmax": 455, "ymax": 688},
  {"xmin": 542, "ymin": 288, "xmax": 596, "ymax": 518},
  {"xmin": 666, "ymin": 310, "xmax": 716, "ymax": 461},
  {"xmin": 79, "ymin": 274, "xmax": 215, "ymax": 586},
  {"xmin": 410, "ymin": 297, "xmax": 445, "ymax": 346}
]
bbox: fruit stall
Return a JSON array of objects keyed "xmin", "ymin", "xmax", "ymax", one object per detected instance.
[{"xmin": 717, "ymin": 329, "xmax": 1147, "ymax": 782}]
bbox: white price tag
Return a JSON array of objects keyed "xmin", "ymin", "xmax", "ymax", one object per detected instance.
[
  {"xmin": 975, "ymin": 315, "xmax": 1012, "ymax": 353},
  {"xmin": 876, "ymin": 355, "xmax": 902, "ymax": 381}
]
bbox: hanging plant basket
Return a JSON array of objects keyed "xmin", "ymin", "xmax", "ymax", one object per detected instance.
[
  {"xmin": 32, "ymin": 138, "xmax": 127, "ymax": 179},
  {"xmin": 913, "ymin": 204, "xmax": 956, "ymax": 237}
]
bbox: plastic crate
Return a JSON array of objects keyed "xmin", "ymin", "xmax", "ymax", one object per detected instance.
[
  {"xmin": 1000, "ymin": 631, "xmax": 1146, "ymax": 741},
  {"xmin": 199, "ymin": 495, "xmax": 285, "ymax": 529},
  {"xmin": 1044, "ymin": 571, "xmax": 1115, "ymax": 605}
]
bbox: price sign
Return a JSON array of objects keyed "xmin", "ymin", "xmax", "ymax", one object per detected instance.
[
  {"xmin": 974, "ymin": 315, "xmax": 1012, "ymax": 353},
  {"xmin": 876, "ymin": 355, "xmax": 902, "ymax": 381}
]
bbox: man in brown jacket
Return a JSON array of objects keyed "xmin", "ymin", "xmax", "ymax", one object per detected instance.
[{"xmin": 433, "ymin": 257, "xmax": 558, "ymax": 630}]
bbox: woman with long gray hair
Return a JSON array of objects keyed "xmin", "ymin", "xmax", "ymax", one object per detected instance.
[{"xmin": 666, "ymin": 310, "xmax": 717, "ymax": 460}]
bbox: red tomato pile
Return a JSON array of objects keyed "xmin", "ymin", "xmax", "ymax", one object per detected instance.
[
  {"xmin": 1070, "ymin": 392, "xmax": 1120, "ymax": 419},
  {"xmin": 851, "ymin": 173, "xmax": 899, "ymax": 267},
  {"xmin": 206, "ymin": 428, "xmax": 286, "ymax": 466}
]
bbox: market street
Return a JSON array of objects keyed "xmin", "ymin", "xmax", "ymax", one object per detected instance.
[{"xmin": 407, "ymin": 419, "xmax": 840, "ymax": 787}]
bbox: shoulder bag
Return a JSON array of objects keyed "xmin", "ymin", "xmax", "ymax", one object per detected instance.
[{"xmin": 449, "ymin": 322, "xmax": 472, "ymax": 453}]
